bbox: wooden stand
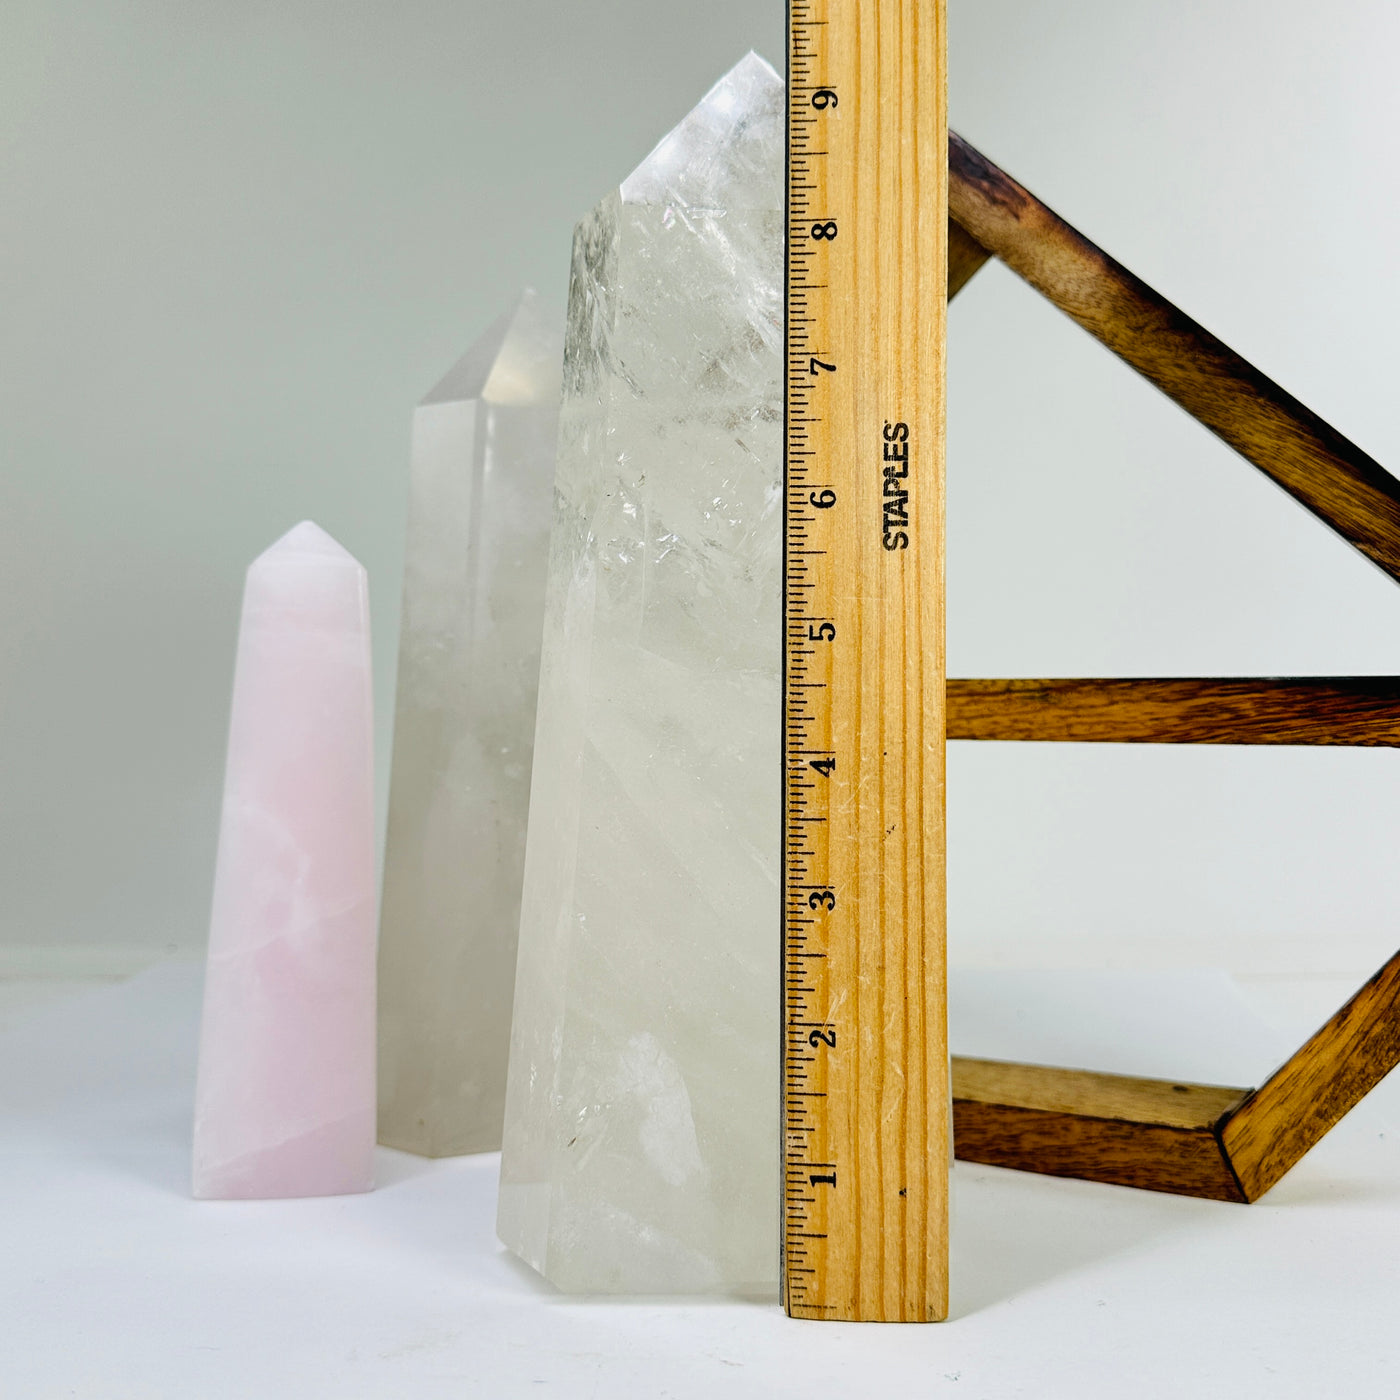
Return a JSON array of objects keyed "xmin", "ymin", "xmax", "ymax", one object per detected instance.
[{"xmin": 944, "ymin": 136, "xmax": 1400, "ymax": 1202}]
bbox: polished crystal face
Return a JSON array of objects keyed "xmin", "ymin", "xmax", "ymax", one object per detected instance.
[
  {"xmin": 498, "ymin": 52, "xmax": 785, "ymax": 1293},
  {"xmin": 378, "ymin": 292, "xmax": 563, "ymax": 1158}
]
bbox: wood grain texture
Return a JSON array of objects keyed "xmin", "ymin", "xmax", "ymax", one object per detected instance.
[
  {"xmin": 1221, "ymin": 949, "xmax": 1400, "ymax": 1200},
  {"xmin": 782, "ymin": 0, "xmax": 948, "ymax": 1322},
  {"xmin": 952, "ymin": 1058, "xmax": 1250, "ymax": 1200},
  {"xmin": 953, "ymin": 1103, "xmax": 1246, "ymax": 1201},
  {"xmin": 946, "ymin": 133, "xmax": 1400, "ymax": 588},
  {"xmin": 954, "ymin": 1057, "xmax": 1249, "ymax": 1128},
  {"xmin": 946, "ymin": 677, "xmax": 1400, "ymax": 746},
  {"xmin": 947, "ymin": 219, "xmax": 991, "ymax": 299}
]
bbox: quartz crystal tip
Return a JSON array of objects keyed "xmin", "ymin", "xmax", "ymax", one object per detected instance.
[
  {"xmin": 620, "ymin": 50, "xmax": 782, "ymax": 209},
  {"xmin": 422, "ymin": 289, "xmax": 559, "ymax": 409}
]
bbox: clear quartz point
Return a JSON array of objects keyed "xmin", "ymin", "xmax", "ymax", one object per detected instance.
[
  {"xmin": 498, "ymin": 52, "xmax": 784, "ymax": 1293},
  {"xmin": 377, "ymin": 291, "xmax": 563, "ymax": 1157}
]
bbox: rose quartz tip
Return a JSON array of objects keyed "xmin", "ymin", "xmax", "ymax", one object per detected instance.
[
  {"xmin": 193, "ymin": 520, "xmax": 377, "ymax": 1199},
  {"xmin": 254, "ymin": 519, "xmax": 363, "ymax": 566}
]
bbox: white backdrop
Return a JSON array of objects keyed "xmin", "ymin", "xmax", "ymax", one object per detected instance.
[{"xmin": 2, "ymin": 1, "xmax": 1398, "ymax": 984}]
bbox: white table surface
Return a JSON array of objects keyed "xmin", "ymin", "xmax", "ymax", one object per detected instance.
[{"xmin": 3, "ymin": 961, "xmax": 1397, "ymax": 1399}]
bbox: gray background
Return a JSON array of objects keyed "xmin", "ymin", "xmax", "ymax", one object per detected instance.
[{"xmin": 2, "ymin": 1, "xmax": 1398, "ymax": 985}]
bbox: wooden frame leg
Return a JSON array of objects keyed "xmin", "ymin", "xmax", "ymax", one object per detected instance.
[
  {"xmin": 1222, "ymin": 949, "xmax": 1400, "ymax": 1199},
  {"xmin": 952, "ymin": 1058, "xmax": 1252, "ymax": 1201},
  {"xmin": 954, "ymin": 949, "xmax": 1400, "ymax": 1201}
]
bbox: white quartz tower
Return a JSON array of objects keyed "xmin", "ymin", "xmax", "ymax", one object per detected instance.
[
  {"xmin": 378, "ymin": 292, "xmax": 562, "ymax": 1157},
  {"xmin": 498, "ymin": 54, "xmax": 784, "ymax": 1293}
]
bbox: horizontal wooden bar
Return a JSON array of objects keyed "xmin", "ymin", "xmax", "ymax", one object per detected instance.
[
  {"xmin": 946, "ymin": 677, "xmax": 1400, "ymax": 746},
  {"xmin": 952, "ymin": 1057, "xmax": 1249, "ymax": 1201},
  {"xmin": 953, "ymin": 1056, "xmax": 1248, "ymax": 1128},
  {"xmin": 947, "ymin": 133, "xmax": 1400, "ymax": 589}
]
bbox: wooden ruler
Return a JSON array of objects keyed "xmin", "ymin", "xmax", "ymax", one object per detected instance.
[{"xmin": 782, "ymin": 0, "xmax": 949, "ymax": 1322}]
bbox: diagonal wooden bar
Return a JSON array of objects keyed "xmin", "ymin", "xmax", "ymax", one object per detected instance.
[
  {"xmin": 946, "ymin": 132, "xmax": 1400, "ymax": 588},
  {"xmin": 946, "ymin": 677, "xmax": 1400, "ymax": 747},
  {"xmin": 947, "ymin": 219, "xmax": 991, "ymax": 299},
  {"xmin": 1222, "ymin": 948, "xmax": 1400, "ymax": 1199}
]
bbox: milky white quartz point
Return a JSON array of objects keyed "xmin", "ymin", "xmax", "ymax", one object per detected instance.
[
  {"xmin": 498, "ymin": 52, "xmax": 784, "ymax": 1294},
  {"xmin": 378, "ymin": 292, "xmax": 562, "ymax": 1157},
  {"xmin": 193, "ymin": 521, "xmax": 377, "ymax": 1200}
]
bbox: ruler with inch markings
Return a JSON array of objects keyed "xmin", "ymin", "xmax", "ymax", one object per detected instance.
[{"xmin": 782, "ymin": 0, "xmax": 949, "ymax": 1322}]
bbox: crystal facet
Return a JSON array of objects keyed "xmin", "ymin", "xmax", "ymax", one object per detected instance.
[
  {"xmin": 497, "ymin": 53, "xmax": 784, "ymax": 1294},
  {"xmin": 193, "ymin": 521, "xmax": 377, "ymax": 1200},
  {"xmin": 378, "ymin": 292, "xmax": 562, "ymax": 1157}
]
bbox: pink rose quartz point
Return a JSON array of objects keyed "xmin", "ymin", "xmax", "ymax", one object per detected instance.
[{"xmin": 192, "ymin": 521, "xmax": 378, "ymax": 1200}]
